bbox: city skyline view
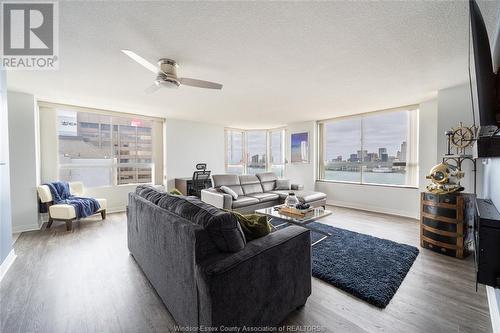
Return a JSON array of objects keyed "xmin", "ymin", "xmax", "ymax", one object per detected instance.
[
  {"xmin": 324, "ymin": 110, "xmax": 409, "ymax": 162},
  {"xmin": 227, "ymin": 130, "xmax": 283, "ymax": 165}
]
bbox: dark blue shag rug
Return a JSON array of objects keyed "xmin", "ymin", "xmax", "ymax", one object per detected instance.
[{"xmin": 273, "ymin": 221, "xmax": 419, "ymax": 308}]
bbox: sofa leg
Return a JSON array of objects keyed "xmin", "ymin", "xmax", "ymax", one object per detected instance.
[
  {"xmin": 101, "ymin": 209, "xmax": 106, "ymax": 220},
  {"xmin": 65, "ymin": 220, "xmax": 73, "ymax": 231},
  {"xmin": 296, "ymin": 303, "xmax": 306, "ymax": 310},
  {"xmin": 47, "ymin": 216, "xmax": 53, "ymax": 229}
]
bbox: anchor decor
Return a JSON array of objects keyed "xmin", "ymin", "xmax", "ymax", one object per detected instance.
[{"xmin": 426, "ymin": 122, "xmax": 477, "ymax": 195}]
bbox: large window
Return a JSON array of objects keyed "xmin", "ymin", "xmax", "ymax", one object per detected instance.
[
  {"xmin": 56, "ymin": 107, "xmax": 163, "ymax": 187},
  {"xmin": 225, "ymin": 128, "xmax": 285, "ymax": 177},
  {"xmin": 270, "ymin": 129, "xmax": 285, "ymax": 177},
  {"xmin": 226, "ymin": 129, "xmax": 244, "ymax": 175},
  {"xmin": 246, "ymin": 131, "xmax": 267, "ymax": 175},
  {"xmin": 318, "ymin": 107, "xmax": 418, "ymax": 187}
]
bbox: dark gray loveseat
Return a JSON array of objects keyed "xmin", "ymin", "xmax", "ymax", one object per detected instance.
[
  {"xmin": 201, "ymin": 172, "xmax": 327, "ymax": 213},
  {"xmin": 127, "ymin": 186, "xmax": 312, "ymax": 329}
]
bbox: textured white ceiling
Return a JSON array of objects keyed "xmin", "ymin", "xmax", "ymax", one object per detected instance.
[{"xmin": 6, "ymin": 1, "xmax": 500, "ymax": 128}]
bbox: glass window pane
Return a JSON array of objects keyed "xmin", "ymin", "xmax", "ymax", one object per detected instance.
[
  {"xmin": 270, "ymin": 130, "xmax": 284, "ymax": 177},
  {"xmin": 58, "ymin": 110, "xmax": 112, "ymax": 160},
  {"xmin": 362, "ymin": 111, "xmax": 409, "ymax": 185},
  {"xmin": 271, "ymin": 165, "xmax": 284, "ymax": 178},
  {"xmin": 58, "ymin": 110, "xmax": 154, "ymax": 187},
  {"xmin": 226, "ymin": 130, "xmax": 244, "ymax": 165},
  {"xmin": 322, "ymin": 118, "xmax": 361, "ymax": 182},
  {"xmin": 227, "ymin": 166, "xmax": 244, "ymax": 175},
  {"xmin": 59, "ymin": 165, "xmax": 115, "ymax": 188},
  {"xmin": 270, "ymin": 131, "xmax": 283, "ymax": 164},
  {"xmin": 246, "ymin": 131, "xmax": 267, "ymax": 175},
  {"xmin": 58, "ymin": 110, "xmax": 115, "ymax": 187},
  {"xmin": 112, "ymin": 116, "xmax": 153, "ymax": 185}
]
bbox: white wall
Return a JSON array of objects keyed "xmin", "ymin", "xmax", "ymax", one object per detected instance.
[
  {"xmin": 7, "ymin": 91, "xmax": 39, "ymax": 232},
  {"xmin": 437, "ymin": 84, "xmax": 483, "ymax": 197},
  {"xmin": 165, "ymin": 118, "xmax": 225, "ymax": 190},
  {"xmin": 0, "ymin": 71, "xmax": 13, "ymax": 265}
]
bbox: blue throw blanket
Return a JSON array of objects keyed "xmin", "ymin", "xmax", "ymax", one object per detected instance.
[{"xmin": 45, "ymin": 182, "xmax": 100, "ymax": 219}]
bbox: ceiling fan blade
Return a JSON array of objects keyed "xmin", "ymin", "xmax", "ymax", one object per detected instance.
[
  {"xmin": 144, "ymin": 83, "xmax": 162, "ymax": 94},
  {"xmin": 121, "ymin": 49, "xmax": 158, "ymax": 74},
  {"xmin": 179, "ymin": 78, "xmax": 223, "ymax": 90}
]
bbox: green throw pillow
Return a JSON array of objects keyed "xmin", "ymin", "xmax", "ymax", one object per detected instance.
[
  {"xmin": 228, "ymin": 210, "xmax": 272, "ymax": 241},
  {"xmin": 169, "ymin": 188, "xmax": 183, "ymax": 196}
]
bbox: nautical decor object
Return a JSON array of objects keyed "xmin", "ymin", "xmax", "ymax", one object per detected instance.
[
  {"xmin": 426, "ymin": 163, "xmax": 464, "ymax": 194},
  {"xmin": 445, "ymin": 122, "xmax": 476, "ymax": 155}
]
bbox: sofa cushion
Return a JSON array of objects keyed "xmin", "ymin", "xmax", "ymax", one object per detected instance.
[
  {"xmin": 212, "ymin": 174, "xmax": 244, "ymax": 196},
  {"xmin": 229, "ymin": 211, "xmax": 272, "ymax": 241},
  {"xmin": 256, "ymin": 172, "xmax": 277, "ymax": 192},
  {"xmin": 239, "ymin": 175, "xmax": 264, "ymax": 195},
  {"xmin": 136, "ymin": 186, "xmax": 246, "ymax": 252},
  {"xmin": 247, "ymin": 192, "xmax": 280, "ymax": 203},
  {"xmin": 269, "ymin": 190, "xmax": 290, "ymax": 199},
  {"xmin": 270, "ymin": 190, "xmax": 326, "ymax": 203},
  {"xmin": 231, "ymin": 196, "xmax": 260, "ymax": 209},
  {"xmin": 295, "ymin": 191, "xmax": 327, "ymax": 203},
  {"xmin": 275, "ymin": 179, "xmax": 291, "ymax": 190},
  {"xmin": 220, "ymin": 185, "xmax": 238, "ymax": 200}
]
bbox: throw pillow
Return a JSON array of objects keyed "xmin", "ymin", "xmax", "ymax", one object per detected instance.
[
  {"xmin": 169, "ymin": 188, "xmax": 183, "ymax": 195},
  {"xmin": 220, "ymin": 185, "xmax": 238, "ymax": 200},
  {"xmin": 275, "ymin": 179, "xmax": 291, "ymax": 190},
  {"xmin": 228, "ymin": 211, "xmax": 272, "ymax": 241}
]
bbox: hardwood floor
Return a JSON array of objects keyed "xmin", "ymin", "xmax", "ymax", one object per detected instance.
[{"xmin": 0, "ymin": 207, "xmax": 492, "ymax": 333}]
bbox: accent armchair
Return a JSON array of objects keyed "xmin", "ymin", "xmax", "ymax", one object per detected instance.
[{"xmin": 37, "ymin": 182, "xmax": 107, "ymax": 231}]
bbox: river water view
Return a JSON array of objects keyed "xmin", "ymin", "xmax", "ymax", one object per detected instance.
[{"xmin": 324, "ymin": 170, "xmax": 406, "ymax": 185}]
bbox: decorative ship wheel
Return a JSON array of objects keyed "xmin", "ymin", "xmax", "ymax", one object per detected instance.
[
  {"xmin": 450, "ymin": 123, "xmax": 475, "ymax": 151},
  {"xmin": 440, "ymin": 121, "xmax": 478, "ymax": 193}
]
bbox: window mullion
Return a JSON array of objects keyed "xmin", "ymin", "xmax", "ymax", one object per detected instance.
[{"xmin": 360, "ymin": 117, "xmax": 364, "ymax": 184}]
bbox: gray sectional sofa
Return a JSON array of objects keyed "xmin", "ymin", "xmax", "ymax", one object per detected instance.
[
  {"xmin": 127, "ymin": 185, "xmax": 312, "ymax": 329},
  {"xmin": 201, "ymin": 172, "xmax": 327, "ymax": 213}
]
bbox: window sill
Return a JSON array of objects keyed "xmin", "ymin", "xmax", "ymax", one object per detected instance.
[
  {"xmin": 83, "ymin": 183, "xmax": 156, "ymax": 190},
  {"xmin": 315, "ymin": 179, "xmax": 418, "ymax": 190}
]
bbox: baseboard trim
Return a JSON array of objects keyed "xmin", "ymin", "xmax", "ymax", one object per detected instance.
[
  {"xmin": 327, "ymin": 199, "xmax": 418, "ymax": 220},
  {"xmin": 12, "ymin": 223, "xmax": 41, "ymax": 233},
  {"xmin": 107, "ymin": 206, "xmax": 126, "ymax": 214},
  {"xmin": 486, "ymin": 286, "xmax": 500, "ymax": 333},
  {"xmin": 0, "ymin": 249, "xmax": 16, "ymax": 282}
]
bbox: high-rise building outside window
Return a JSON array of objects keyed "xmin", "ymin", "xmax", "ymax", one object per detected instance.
[
  {"xmin": 54, "ymin": 106, "xmax": 163, "ymax": 188},
  {"xmin": 224, "ymin": 128, "xmax": 285, "ymax": 177}
]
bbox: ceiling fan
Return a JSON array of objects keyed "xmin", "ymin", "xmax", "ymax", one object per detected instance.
[{"xmin": 121, "ymin": 50, "xmax": 223, "ymax": 93}]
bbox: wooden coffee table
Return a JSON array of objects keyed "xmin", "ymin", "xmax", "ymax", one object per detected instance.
[{"xmin": 255, "ymin": 205, "xmax": 333, "ymax": 246}]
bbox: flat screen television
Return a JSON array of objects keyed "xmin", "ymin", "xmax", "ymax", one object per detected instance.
[{"xmin": 469, "ymin": 0, "xmax": 500, "ymax": 137}]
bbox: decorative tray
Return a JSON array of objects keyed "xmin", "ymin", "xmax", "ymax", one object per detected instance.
[{"xmin": 278, "ymin": 206, "xmax": 314, "ymax": 217}]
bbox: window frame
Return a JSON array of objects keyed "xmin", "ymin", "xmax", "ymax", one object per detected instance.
[
  {"xmin": 269, "ymin": 128, "xmax": 286, "ymax": 177},
  {"xmin": 317, "ymin": 106, "xmax": 419, "ymax": 189},
  {"xmin": 224, "ymin": 127, "xmax": 286, "ymax": 176},
  {"xmin": 224, "ymin": 128, "xmax": 246, "ymax": 175},
  {"xmin": 41, "ymin": 101, "xmax": 165, "ymax": 189}
]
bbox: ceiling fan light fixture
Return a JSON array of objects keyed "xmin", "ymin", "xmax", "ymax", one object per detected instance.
[
  {"xmin": 155, "ymin": 77, "xmax": 180, "ymax": 89},
  {"xmin": 122, "ymin": 50, "xmax": 222, "ymax": 91}
]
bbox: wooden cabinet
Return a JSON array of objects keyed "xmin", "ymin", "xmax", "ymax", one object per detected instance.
[{"xmin": 420, "ymin": 192, "xmax": 475, "ymax": 259}]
